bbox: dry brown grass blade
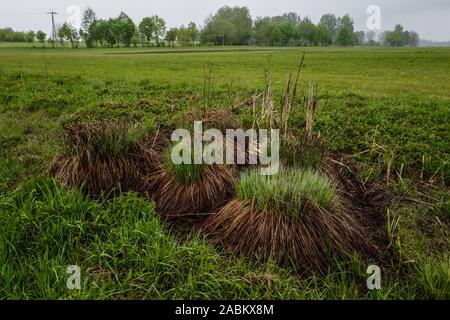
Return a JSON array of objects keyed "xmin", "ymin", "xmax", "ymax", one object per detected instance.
[
  {"xmin": 305, "ymin": 82, "xmax": 318, "ymax": 142},
  {"xmin": 281, "ymin": 73, "xmax": 292, "ymax": 139},
  {"xmin": 291, "ymin": 52, "xmax": 306, "ymax": 104}
]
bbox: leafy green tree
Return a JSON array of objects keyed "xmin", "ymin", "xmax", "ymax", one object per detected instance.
[
  {"xmin": 117, "ymin": 12, "xmax": 135, "ymax": 47},
  {"xmin": 81, "ymin": 7, "xmax": 97, "ymax": 48},
  {"xmin": 26, "ymin": 31, "xmax": 35, "ymax": 43},
  {"xmin": 131, "ymin": 29, "xmax": 142, "ymax": 47},
  {"xmin": 403, "ymin": 30, "xmax": 411, "ymax": 46},
  {"xmin": 383, "ymin": 24, "xmax": 419, "ymax": 47},
  {"xmin": 139, "ymin": 17, "xmax": 156, "ymax": 45},
  {"xmin": 201, "ymin": 13, "xmax": 232, "ymax": 45},
  {"xmin": 384, "ymin": 31, "xmax": 399, "ymax": 47},
  {"xmin": 279, "ymin": 22, "xmax": 298, "ymax": 46},
  {"xmin": 201, "ymin": 6, "xmax": 252, "ymax": 45},
  {"xmin": 271, "ymin": 24, "xmax": 283, "ymax": 45},
  {"xmin": 178, "ymin": 25, "xmax": 190, "ymax": 46},
  {"xmin": 298, "ymin": 17, "xmax": 317, "ymax": 46},
  {"xmin": 91, "ymin": 20, "xmax": 103, "ymax": 47},
  {"xmin": 165, "ymin": 27, "xmax": 178, "ymax": 46},
  {"xmin": 0, "ymin": 28, "xmax": 13, "ymax": 42},
  {"xmin": 36, "ymin": 30, "xmax": 46, "ymax": 47},
  {"xmin": 187, "ymin": 22, "xmax": 199, "ymax": 46},
  {"xmin": 336, "ymin": 15, "xmax": 355, "ymax": 46},
  {"xmin": 152, "ymin": 15, "xmax": 166, "ymax": 46},
  {"xmin": 58, "ymin": 23, "xmax": 79, "ymax": 48},
  {"xmin": 354, "ymin": 31, "xmax": 365, "ymax": 46},
  {"xmin": 384, "ymin": 25, "xmax": 406, "ymax": 47},
  {"xmin": 316, "ymin": 25, "xmax": 331, "ymax": 46},
  {"xmin": 139, "ymin": 15, "xmax": 166, "ymax": 46},
  {"xmin": 98, "ymin": 19, "xmax": 118, "ymax": 47},
  {"xmin": 86, "ymin": 20, "xmax": 100, "ymax": 47},
  {"xmin": 232, "ymin": 6, "xmax": 253, "ymax": 44},
  {"xmin": 271, "ymin": 12, "xmax": 301, "ymax": 27},
  {"xmin": 97, "ymin": 20, "xmax": 111, "ymax": 47},
  {"xmin": 409, "ymin": 31, "xmax": 419, "ymax": 47},
  {"xmin": 254, "ymin": 17, "xmax": 273, "ymax": 46},
  {"xmin": 57, "ymin": 24, "xmax": 65, "ymax": 47},
  {"xmin": 109, "ymin": 18, "xmax": 122, "ymax": 47},
  {"xmin": 319, "ymin": 14, "xmax": 337, "ymax": 43},
  {"xmin": 0, "ymin": 28, "xmax": 30, "ymax": 42}
]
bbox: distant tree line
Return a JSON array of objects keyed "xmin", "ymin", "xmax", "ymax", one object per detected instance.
[
  {"xmin": 0, "ymin": 28, "xmax": 36, "ymax": 43},
  {"xmin": 0, "ymin": 6, "xmax": 420, "ymax": 48},
  {"xmin": 382, "ymin": 24, "xmax": 419, "ymax": 47}
]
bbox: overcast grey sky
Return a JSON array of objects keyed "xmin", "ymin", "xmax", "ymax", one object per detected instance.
[{"xmin": 1, "ymin": 0, "xmax": 449, "ymax": 41}]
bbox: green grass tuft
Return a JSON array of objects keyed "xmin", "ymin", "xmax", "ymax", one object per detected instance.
[
  {"xmin": 165, "ymin": 144, "xmax": 204, "ymax": 184},
  {"xmin": 236, "ymin": 168, "xmax": 339, "ymax": 217},
  {"xmin": 417, "ymin": 255, "xmax": 450, "ymax": 299}
]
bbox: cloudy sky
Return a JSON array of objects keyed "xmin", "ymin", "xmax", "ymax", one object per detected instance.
[{"xmin": 1, "ymin": 0, "xmax": 449, "ymax": 41}]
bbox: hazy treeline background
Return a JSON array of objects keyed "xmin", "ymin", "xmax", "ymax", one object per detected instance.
[{"xmin": 0, "ymin": 6, "xmax": 420, "ymax": 48}]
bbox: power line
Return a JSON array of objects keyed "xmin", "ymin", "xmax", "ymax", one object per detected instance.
[{"xmin": 0, "ymin": 12, "xmax": 47, "ymax": 15}]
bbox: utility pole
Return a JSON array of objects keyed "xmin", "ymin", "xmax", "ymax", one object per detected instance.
[{"xmin": 46, "ymin": 11, "xmax": 58, "ymax": 48}]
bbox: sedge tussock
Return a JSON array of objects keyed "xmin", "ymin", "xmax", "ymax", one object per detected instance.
[
  {"xmin": 203, "ymin": 168, "xmax": 377, "ymax": 273},
  {"xmin": 50, "ymin": 120, "xmax": 167, "ymax": 197},
  {"xmin": 145, "ymin": 164, "xmax": 235, "ymax": 217}
]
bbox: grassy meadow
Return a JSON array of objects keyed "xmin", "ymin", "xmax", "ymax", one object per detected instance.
[{"xmin": 0, "ymin": 46, "xmax": 449, "ymax": 299}]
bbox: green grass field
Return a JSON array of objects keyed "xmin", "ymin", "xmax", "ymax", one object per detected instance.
[{"xmin": 0, "ymin": 46, "xmax": 449, "ymax": 299}]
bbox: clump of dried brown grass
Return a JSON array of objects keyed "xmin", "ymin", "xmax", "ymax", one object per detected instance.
[
  {"xmin": 145, "ymin": 164, "xmax": 235, "ymax": 217},
  {"xmin": 202, "ymin": 168, "xmax": 378, "ymax": 274},
  {"xmin": 50, "ymin": 120, "xmax": 167, "ymax": 197},
  {"xmin": 203, "ymin": 199, "xmax": 377, "ymax": 274}
]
